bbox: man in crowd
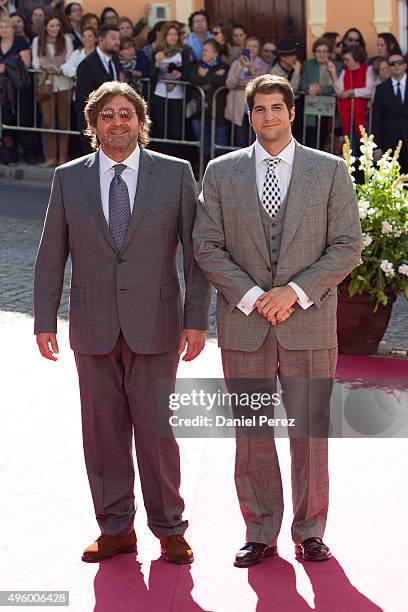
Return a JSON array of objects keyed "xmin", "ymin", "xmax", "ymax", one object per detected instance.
[
  {"xmin": 183, "ymin": 10, "xmax": 212, "ymax": 62},
  {"xmin": 75, "ymin": 24, "xmax": 122, "ymax": 153},
  {"xmin": 193, "ymin": 74, "xmax": 361, "ymax": 567},
  {"xmin": 372, "ymin": 53, "xmax": 408, "ymax": 172},
  {"xmin": 34, "ymin": 81, "xmax": 210, "ymax": 564}
]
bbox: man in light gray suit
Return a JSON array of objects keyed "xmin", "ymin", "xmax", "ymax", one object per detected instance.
[
  {"xmin": 193, "ymin": 75, "xmax": 362, "ymax": 567},
  {"xmin": 34, "ymin": 81, "xmax": 210, "ymax": 564}
]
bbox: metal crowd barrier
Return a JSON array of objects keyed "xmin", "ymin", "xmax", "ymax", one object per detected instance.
[
  {"xmin": 210, "ymin": 88, "xmax": 342, "ymax": 158},
  {"xmin": 302, "ymin": 94, "xmax": 337, "ymax": 152},
  {"xmin": 210, "ymin": 86, "xmax": 254, "ymax": 159},
  {"xmin": 0, "ymin": 72, "xmax": 206, "ymax": 184},
  {"xmin": 0, "ymin": 69, "xmax": 77, "ymax": 138},
  {"xmin": 136, "ymin": 77, "xmax": 206, "ymax": 184}
]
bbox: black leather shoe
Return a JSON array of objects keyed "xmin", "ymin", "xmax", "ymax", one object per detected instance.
[
  {"xmin": 295, "ymin": 537, "xmax": 331, "ymax": 561},
  {"xmin": 234, "ymin": 542, "xmax": 277, "ymax": 567}
]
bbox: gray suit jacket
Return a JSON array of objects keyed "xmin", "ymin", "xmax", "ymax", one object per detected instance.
[
  {"xmin": 34, "ymin": 148, "xmax": 211, "ymax": 354},
  {"xmin": 193, "ymin": 141, "xmax": 362, "ymax": 352}
]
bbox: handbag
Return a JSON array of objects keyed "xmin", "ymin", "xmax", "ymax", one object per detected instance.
[
  {"xmin": 36, "ymin": 71, "xmax": 53, "ymax": 103},
  {"xmin": 4, "ymin": 55, "xmax": 31, "ymax": 91}
]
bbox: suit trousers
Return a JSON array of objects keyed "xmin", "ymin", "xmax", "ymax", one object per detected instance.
[
  {"xmin": 74, "ymin": 331, "xmax": 188, "ymax": 538},
  {"xmin": 221, "ymin": 326, "xmax": 337, "ymax": 545}
]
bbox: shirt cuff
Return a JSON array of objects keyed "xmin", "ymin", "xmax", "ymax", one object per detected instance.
[
  {"xmin": 288, "ymin": 282, "xmax": 313, "ymax": 310},
  {"xmin": 236, "ymin": 286, "xmax": 265, "ymax": 316}
]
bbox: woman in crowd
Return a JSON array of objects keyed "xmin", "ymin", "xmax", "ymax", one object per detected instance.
[
  {"xmin": 369, "ymin": 32, "xmax": 402, "ymax": 64},
  {"xmin": 341, "ymin": 27, "xmax": 366, "ymax": 54},
  {"xmin": 260, "ymin": 39, "xmax": 276, "ymax": 68},
  {"xmin": 189, "ymin": 38, "xmax": 229, "ymax": 160},
  {"xmin": 65, "ymin": 2, "xmax": 83, "ymax": 50},
  {"xmin": 118, "ymin": 16, "xmax": 133, "ymax": 40},
  {"xmin": 60, "ymin": 25, "xmax": 96, "ymax": 79},
  {"xmin": 225, "ymin": 35, "xmax": 269, "ymax": 147},
  {"xmin": 119, "ymin": 35, "xmax": 150, "ymax": 87},
  {"xmin": 100, "ymin": 6, "xmax": 118, "ymax": 27},
  {"xmin": 150, "ymin": 21, "xmax": 190, "ymax": 145},
  {"xmin": 322, "ymin": 31, "xmax": 342, "ymax": 61},
  {"xmin": 81, "ymin": 12, "xmax": 99, "ymax": 33},
  {"xmin": 0, "ymin": 14, "xmax": 35, "ymax": 163},
  {"xmin": 210, "ymin": 22, "xmax": 231, "ymax": 63},
  {"xmin": 10, "ymin": 11, "xmax": 32, "ymax": 43},
  {"xmin": 18, "ymin": 0, "xmax": 62, "ymax": 22},
  {"xmin": 229, "ymin": 24, "xmax": 246, "ymax": 63},
  {"xmin": 32, "ymin": 12, "xmax": 73, "ymax": 166},
  {"xmin": 300, "ymin": 37, "xmax": 342, "ymax": 149},
  {"xmin": 330, "ymin": 45, "xmax": 374, "ymax": 155},
  {"xmin": 30, "ymin": 6, "xmax": 45, "ymax": 35}
]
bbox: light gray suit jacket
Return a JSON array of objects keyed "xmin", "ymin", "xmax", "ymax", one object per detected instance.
[
  {"xmin": 192, "ymin": 141, "xmax": 362, "ymax": 352},
  {"xmin": 34, "ymin": 148, "xmax": 211, "ymax": 355}
]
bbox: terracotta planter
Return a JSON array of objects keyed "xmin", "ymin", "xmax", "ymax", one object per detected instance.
[{"xmin": 337, "ymin": 284, "xmax": 397, "ymax": 355}]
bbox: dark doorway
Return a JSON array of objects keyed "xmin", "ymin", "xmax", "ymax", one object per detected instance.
[{"xmin": 205, "ymin": 0, "xmax": 306, "ymax": 58}]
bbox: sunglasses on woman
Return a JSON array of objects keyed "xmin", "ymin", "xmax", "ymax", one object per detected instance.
[
  {"xmin": 346, "ymin": 36, "xmax": 360, "ymax": 43},
  {"xmin": 99, "ymin": 108, "xmax": 137, "ymax": 121}
]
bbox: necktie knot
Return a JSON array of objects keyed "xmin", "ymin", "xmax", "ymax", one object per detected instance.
[
  {"xmin": 266, "ymin": 157, "xmax": 280, "ymax": 169},
  {"xmin": 113, "ymin": 164, "xmax": 126, "ymax": 178}
]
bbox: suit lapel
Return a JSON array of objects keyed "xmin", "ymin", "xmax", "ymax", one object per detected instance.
[
  {"xmin": 82, "ymin": 151, "xmax": 117, "ymax": 252},
  {"xmin": 232, "ymin": 144, "xmax": 270, "ymax": 267},
  {"xmin": 120, "ymin": 147, "xmax": 155, "ymax": 254},
  {"xmin": 279, "ymin": 142, "xmax": 317, "ymax": 256}
]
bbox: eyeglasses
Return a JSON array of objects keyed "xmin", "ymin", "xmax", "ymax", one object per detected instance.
[
  {"xmin": 99, "ymin": 108, "xmax": 136, "ymax": 121},
  {"xmin": 388, "ymin": 60, "xmax": 406, "ymax": 66},
  {"xmin": 346, "ymin": 36, "xmax": 360, "ymax": 43},
  {"xmin": 263, "ymin": 48, "xmax": 276, "ymax": 53}
]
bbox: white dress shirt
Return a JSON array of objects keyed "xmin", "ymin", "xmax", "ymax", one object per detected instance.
[
  {"xmin": 236, "ymin": 138, "xmax": 313, "ymax": 316},
  {"xmin": 96, "ymin": 45, "xmax": 118, "ymax": 80},
  {"xmin": 99, "ymin": 145, "xmax": 140, "ymax": 224},
  {"xmin": 391, "ymin": 74, "xmax": 406, "ymax": 104}
]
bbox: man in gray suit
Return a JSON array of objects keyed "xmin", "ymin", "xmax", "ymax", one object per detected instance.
[
  {"xmin": 34, "ymin": 81, "xmax": 210, "ymax": 564},
  {"xmin": 193, "ymin": 75, "xmax": 362, "ymax": 567}
]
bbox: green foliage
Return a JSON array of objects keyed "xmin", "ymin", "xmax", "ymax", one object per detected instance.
[{"xmin": 343, "ymin": 128, "xmax": 408, "ymax": 308}]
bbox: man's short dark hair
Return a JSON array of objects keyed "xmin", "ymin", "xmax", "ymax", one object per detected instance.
[
  {"xmin": 188, "ymin": 10, "xmax": 208, "ymax": 30},
  {"xmin": 98, "ymin": 23, "xmax": 119, "ymax": 38},
  {"xmin": 245, "ymin": 74, "xmax": 294, "ymax": 114}
]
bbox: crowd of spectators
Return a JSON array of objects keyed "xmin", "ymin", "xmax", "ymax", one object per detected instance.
[{"xmin": 0, "ymin": 2, "xmax": 407, "ymax": 172}]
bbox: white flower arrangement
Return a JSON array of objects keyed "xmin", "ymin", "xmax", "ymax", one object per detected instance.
[{"xmin": 343, "ymin": 127, "xmax": 408, "ymax": 309}]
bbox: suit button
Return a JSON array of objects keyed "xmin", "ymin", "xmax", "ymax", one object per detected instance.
[{"xmin": 117, "ymin": 257, "xmax": 126, "ymax": 264}]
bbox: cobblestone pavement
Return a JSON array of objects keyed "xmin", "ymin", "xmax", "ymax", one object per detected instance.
[{"xmin": 1, "ymin": 181, "xmax": 407, "ymax": 352}]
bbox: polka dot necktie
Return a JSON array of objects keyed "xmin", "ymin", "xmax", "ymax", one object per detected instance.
[
  {"xmin": 109, "ymin": 164, "xmax": 131, "ymax": 250},
  {"xmin": 261, "ymin": 157, "xmax": 281, "ymax": 218}
]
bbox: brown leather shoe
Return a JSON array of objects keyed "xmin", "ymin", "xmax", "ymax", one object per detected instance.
[
  {"xmin": 82, "ymin": 530, "xmax": 137, "ymax": 563},
  {"xmin": 160, "ymin": 534, "xmax": 194, "ymax": 564}
]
